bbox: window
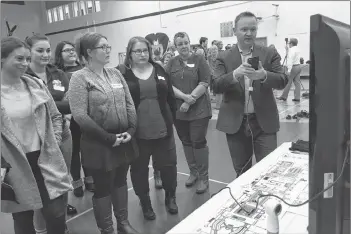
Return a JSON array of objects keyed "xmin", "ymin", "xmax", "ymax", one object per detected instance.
[
  {"xmin": 53, "ymin": 8, "xmax": 58, "ymax": 22},
  {"xmin": 87, "ymin": 1, "xmax": 93, "ymax": 13},
  {"xmin": 94, "ymin": 1, "xmax": 101, "ymax": 12},
  {"xmin": 46, "ymin": 1, "xmax": 102, "ymax": 24},
  {"xmin": 79, "ymin": 1, "xmax": 87, "ymax": 16},
  {"xmin": 64, "ymin": 5, "xmax": 70, "ymax": 19},
  {"xmin": 47, "ymin": 9, "xmax": 53, "ymax": 23},
  {"xmin": 73, "ymin": 2, "xmax": 79, "ymax": 17},
  {"xmin": 58, "ymin": 6, "xmax": 64, "ymax": 21}
]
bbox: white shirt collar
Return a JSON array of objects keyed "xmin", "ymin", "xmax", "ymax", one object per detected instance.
[{"xmin": 237, "ymin": 45, "xmax": 254, "ymax": 56}]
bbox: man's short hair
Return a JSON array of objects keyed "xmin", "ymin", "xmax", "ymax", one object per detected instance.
[
  {"xmin": 234, "ymin": 11, "xmax": 257, "ymax": 28},
  {"xmin": 289, "ymin": 38, "xmax": 298, "ymax": 46},
  {"xmin": 199, "ymin": 37, "xmax": 208, "ymax": 45}
]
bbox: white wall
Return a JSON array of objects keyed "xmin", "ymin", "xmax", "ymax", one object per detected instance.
[
  {"xmin": 42, "ymin": 1, "xmax": 350, "ymax": 66},
  {"xmin": 1, "ymin": 1, "xmax": 44, "ymax": 40}
]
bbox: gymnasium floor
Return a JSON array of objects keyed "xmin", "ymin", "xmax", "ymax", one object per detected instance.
[{"xmin": 0, "ymin": 80, "xmax": 310, "ymax": 234}]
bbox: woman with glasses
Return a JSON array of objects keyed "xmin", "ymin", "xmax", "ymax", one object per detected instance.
[
  {"xmin": 165, "ymin": 32, "xmax": 212, "ymax": 194},
  {"xmin": 24, "ymin": 34, "xmax": 75, "ymax": 234},
  {"xmin": 68, "ymin": 32, "xmax": 139, "ymax": 234},
  {"xmin": 117, "ymin": 36, "xmax": 178, "ymax": 220},
  {"xmin": 1, "ymin": 36, "xmax": 71, "ymax": 234},
  {"xmin": 54, "ymin": 41, "xmax": 95, "ymax": 198}
]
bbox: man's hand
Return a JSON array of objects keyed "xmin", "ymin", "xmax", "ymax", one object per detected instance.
[
  {"xmin": 1, "ymin": 168, "xmax": 6, "ymax": 182},
  {"xmin": 180, "ymin": 102, "xmax": 190, "ymax": 112},
  {"xmin": 183, "ymin": 94, "xmax": 196, "ymax": 105},
  {"xmin": 112, "ymin": 134, "xmax": 124, "ymax": 147},
  {"xmin": 233, "ymin": 63, "xmax": 256, "ymax": 79},
  {"xmin": 247, "ymin": 61, "xmax": 267, "ymax": 81},
  {"xmin": 120, "ymin": 132, "xmax": 132, "ymax": 143}
]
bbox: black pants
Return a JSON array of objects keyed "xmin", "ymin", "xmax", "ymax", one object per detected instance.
[
  {"xmin": 174, "ymin": 117, "xmax": 210, "ymax": 149},
  {"xmin": 70, "ymin": 118, "xmax": 91, "ymax": 182},
  {"xmin": 131, "ymin": 134, "xmax": 177, "ymax": 196},
  {"xmin": 90, "ymin": 164, "xmax": 129, "ymax": 199},
  {"xmin": 12, "ymin": 151, "xmax": 66, "ymax": 234},
  {"xmin": 226, "ymin": 114, "xmax": 277, "ymax": 176}
]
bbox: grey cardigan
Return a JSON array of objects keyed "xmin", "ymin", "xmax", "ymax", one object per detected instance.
[
  {"xmin": 1, "ymin": 75, "xmax": 72, "ymax": 213},
  {"xmin": 68, "ymin": 67, "xmax": 138, "ymax": 170}
]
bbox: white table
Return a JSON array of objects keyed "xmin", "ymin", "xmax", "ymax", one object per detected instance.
[{"xmin": 168, "ymin": 142, "xmax": 309, "ymax": 234}]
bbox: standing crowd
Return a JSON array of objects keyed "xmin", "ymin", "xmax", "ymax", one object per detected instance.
[{"xmin": 1, "ymin": 11, "xmax": 292, "ymax": 234}]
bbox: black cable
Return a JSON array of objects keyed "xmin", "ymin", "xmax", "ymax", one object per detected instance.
[{"xmin": 212, "ymin": 142, "xmax": 350, "ymax": 215}]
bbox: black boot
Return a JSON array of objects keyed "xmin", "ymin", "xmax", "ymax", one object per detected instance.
[
  {"xmin": 165, "ymin": 191, "xmax": 178, "ymax": 214},
  {"xmin": 111, "ymin": 185, "xmax": 140, "ymax": 234},
  {"xmin": 153, "ymin": 170, "xmax": 163, "ymax": 190},
  {"xmin": 139, "ymin": 194, "xmax": 156, "ymax": 220},
  {"xmin": 92, "ymin": 196, "xmax": 115, "ymax": 234}
]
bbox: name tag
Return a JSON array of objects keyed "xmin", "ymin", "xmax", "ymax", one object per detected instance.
[
  {"xmin": 111, "ymin": 83, "xmax": 123, "ymax": 89},
  {"xmin": 158, "ymin": 76, "xmax": 165, "ymax": 80},
  {"xmin": 53, "ymin": 85, "xmax": 65, "ymax": 91},
  {"xmin": 187, "ymin": 64, "xmax": 195, "ymax": 68}
]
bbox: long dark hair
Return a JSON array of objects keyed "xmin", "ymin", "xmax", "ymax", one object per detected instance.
[
  {"xmin": 54, "ymin": 41, "xmax": 76, "ymax": 70},
  {"xmin": 124, "ymin": 36, "xmax": 153, "ymax": 68}
]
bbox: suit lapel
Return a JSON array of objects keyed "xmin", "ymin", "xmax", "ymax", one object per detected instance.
[{"xmin": 231, "ymin": 46, "xmax": 245, "ymax": 90}]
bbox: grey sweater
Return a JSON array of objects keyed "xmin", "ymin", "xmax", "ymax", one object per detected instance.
[{"xmin": 68, "ymin": 67, "xmax": 137, "ymax": 146}]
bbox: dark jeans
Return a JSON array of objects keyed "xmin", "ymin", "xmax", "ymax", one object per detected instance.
[
  {"xmin": 226, "ymin": 114, "xmax": 277, "ymax": 176},
  {"xmin": 90, "ymin": 164, "xmax": 129, "ymax": 199},
  {"xmin": 70, "ymin": 118, "xmax": 91, "ymax": 182},
  {"xmin": 12, "ymin": 151, "xmax": 66, "ymax": 234},
  {"xmin": 174, "ymin": 117, "xmax": 210, "ymax": 149},
  {"xmin": 131, "ymin": 134, "xmax": 177, "ymax": 196}
]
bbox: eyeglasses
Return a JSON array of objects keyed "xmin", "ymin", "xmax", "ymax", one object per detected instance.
[
  {"xmin": 95, "ymin": 45, "xmax": 112, "ymax": 52},
  {"xmin": 62, "ymin": 48, "xmax": 76, "ymax": 53},
  {"xmin": 132, "ymin": 49, "xmax": 149, "ymax": 55}
]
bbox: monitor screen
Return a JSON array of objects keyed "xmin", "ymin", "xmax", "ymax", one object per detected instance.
[{"xmin": 309, "ymin": 14, "xmax": 350, "ymax": 234}]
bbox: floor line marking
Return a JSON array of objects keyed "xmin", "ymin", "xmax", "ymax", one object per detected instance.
[
  {"xmin": 66, "ymin": 176, "xmax": 154, "ymax": 223},
  {"xmin": 278, "ymin": 99, "xmax": 308, "ymax": 117},
  {"xmin": 176, "ymin": 171, "xmax": 229, "ymax": 185}
]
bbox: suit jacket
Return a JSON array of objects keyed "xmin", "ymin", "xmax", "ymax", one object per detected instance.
[{"xmin": 213, "ymin": 44, "xmax": 288, "ymax": 134}]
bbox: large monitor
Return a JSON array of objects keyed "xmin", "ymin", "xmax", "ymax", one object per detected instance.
[{"xmin": 309, "ymin": 14, "xmax": 350, "ymax": 234}]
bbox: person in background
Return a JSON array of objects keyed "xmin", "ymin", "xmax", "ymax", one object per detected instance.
[
  {"xmin": 165, "ymin": 32, "xmax": 212, "ymax": 194},
  {"xmin": 225, "ymin": 44, "xmax": 232, "ymax": 50},
  {"xmin": 300, "ymin": 57, "xmax": 304, "ymax": 64},
  {"xmin": 54, "ymin": 41, "xmax": 95, "ymax": 197},
  {"xmin": 196, "ymin": 37, "xmax": 208, "ymax": 59},
  {"xmin": 207, "ymin": 45, "xmax": 218, "ymax": 95},
  {"xmin": 277, "ymin": 38, "xmax": 301, "ymax": 102},
  {"xmin": 117, "ymin": 36, "xmax": 179, "ymax": 220},
  {"xmin": 161, "ymin": 51, "xmax": 173, "ymax": 68},
  {"xmin": 68, "ymin": 32, "xmax": 139, "ymax": 234},
  {"xmin": 207, "ymin": 45, "xmax": 222, "ymax": 109},
  {"xmin": 216, "ymin": 40, "xmax": 225, "ymax": 56},
  {"xmin": 1, "ymin": 36, "xmax": 71, "ymax": 234},
  {"xmin": 211, "ymin": 40, "xmax": 218, "ymax": 46},
  {"xmin": 24, "ymin": 34, "xmax": 75, "ymax": 234},
  {"xmin": 213, "ymin": 11, "xmax": 288, "ymax": 177}
]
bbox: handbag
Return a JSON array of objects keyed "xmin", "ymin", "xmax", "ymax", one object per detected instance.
[{"xmin": 1, "ymin": 157, "xmax": 19, "ymax": 203}]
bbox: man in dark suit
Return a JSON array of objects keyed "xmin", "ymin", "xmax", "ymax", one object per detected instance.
[{"xmin": 213, "ymin": 11, "xmax": 288, "ymax": 177}]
